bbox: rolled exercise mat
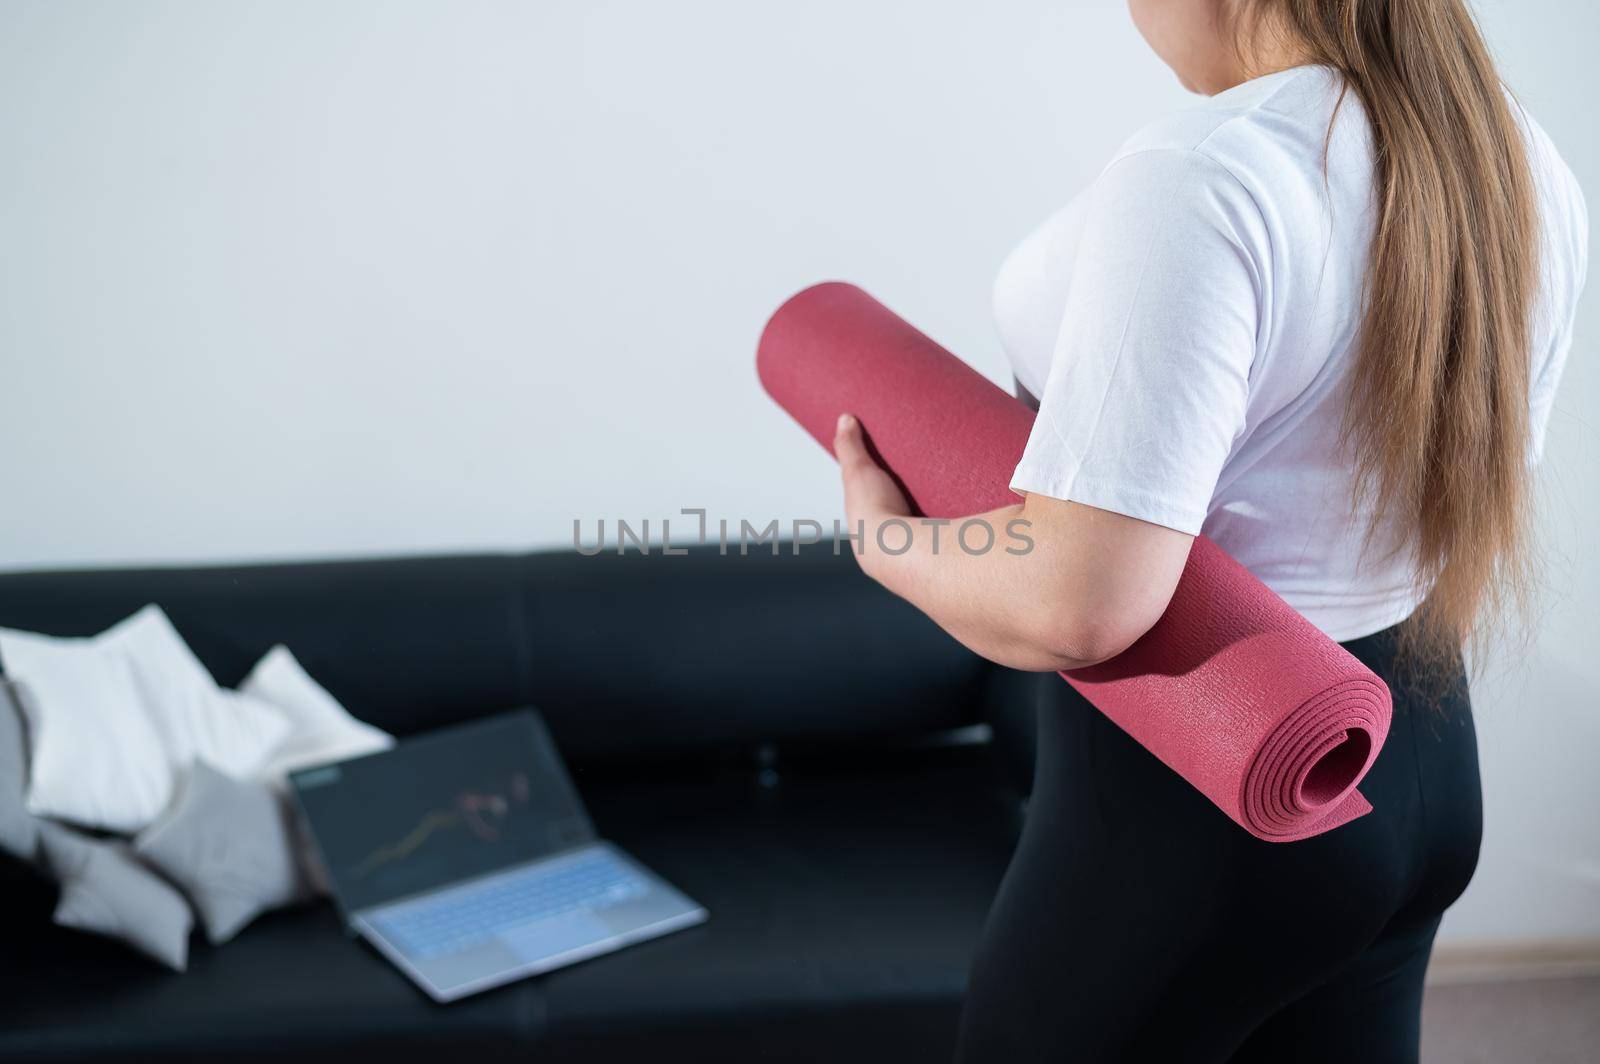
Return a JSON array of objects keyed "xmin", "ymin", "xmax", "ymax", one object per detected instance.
[{"xmin": 757, "ymin": 281, "xmax": 1391, "ymax": 842}]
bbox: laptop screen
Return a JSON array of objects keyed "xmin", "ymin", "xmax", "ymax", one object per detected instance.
[{"xmin": 291, "ymin": 709, "xmax": 595, "ymax": 915}]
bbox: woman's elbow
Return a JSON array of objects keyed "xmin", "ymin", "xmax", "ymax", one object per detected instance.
[
  {"xmin": 993, "ymin": 498, "xmax": 1190, "ymax": 671},
  {"xmin": 1031, "ymin": 601, "xmax": 1160, "ymax": 672}
]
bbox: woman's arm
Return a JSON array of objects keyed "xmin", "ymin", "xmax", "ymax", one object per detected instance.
[{"xmin": 835, "ymin": 414, "xmax": 1191, "ymax": 672}]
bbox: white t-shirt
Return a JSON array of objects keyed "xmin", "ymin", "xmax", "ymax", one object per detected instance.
[{"xmin": 996, "ymin": 65, "xmax": 1587, "ymax": 641}]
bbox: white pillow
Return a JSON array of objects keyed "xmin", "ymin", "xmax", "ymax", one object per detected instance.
[
  {"xmin": 242, "ymin": 644, "xmax": 393, "ymax": 785},
  {"xmin": 0, "ymin": 632, "xmax": 170, "ymax": 832},
  {"xmin": 107, "ymin": 607, "xmax": 289, "ymax": 779},
  {"xmin": 0, "ymin": 605, "xmax": 291, "ymax": 833}
]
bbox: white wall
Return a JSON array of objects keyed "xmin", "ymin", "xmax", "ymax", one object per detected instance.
[{"xmin": 0, "ymin": 0, "xmax": 1594, "ymax": 948}]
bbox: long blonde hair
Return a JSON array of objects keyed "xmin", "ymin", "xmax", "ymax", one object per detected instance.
[{"xmin": 1235, "ymin": 0, "xmax": 1540, "ymax": 658}]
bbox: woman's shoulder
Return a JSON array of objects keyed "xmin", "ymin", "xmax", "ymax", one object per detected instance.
[
  {"xmin": 1097, "ymin": 65, "xmax": 1376, "ymax": 245},
  {"xmin": 1108, "ymin": 66, "xmax": 1361, "ymax": 188}
]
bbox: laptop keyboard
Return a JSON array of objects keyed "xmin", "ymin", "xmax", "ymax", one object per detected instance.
[{"xmin": 371, "ymin": 849, "xmax": 650, "ymax": 960}]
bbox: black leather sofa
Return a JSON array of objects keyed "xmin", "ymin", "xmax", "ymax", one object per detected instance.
[{"xmin": 0, "ymin": 544, "xmax": 1034, "ymax": 1062}]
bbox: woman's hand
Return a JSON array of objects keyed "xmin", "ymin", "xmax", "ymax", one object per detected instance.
[{"xmin": 833, "ymin": 413, "xmax": 912, "ymax": 577}]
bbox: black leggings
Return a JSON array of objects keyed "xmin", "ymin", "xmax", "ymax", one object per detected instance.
[{"xmin": 956, "ymin": 623, "xmax": 1482, "ymax": 1064}]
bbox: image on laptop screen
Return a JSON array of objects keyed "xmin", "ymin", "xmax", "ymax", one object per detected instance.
[{"xmin": 291, "ymin": 710, "xmax": 595, "ymax": 915}]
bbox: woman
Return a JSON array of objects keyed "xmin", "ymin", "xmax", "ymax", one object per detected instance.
[{"xmin": 832, "ymin": 1, "xmax": 1586, "ymax": 1061}]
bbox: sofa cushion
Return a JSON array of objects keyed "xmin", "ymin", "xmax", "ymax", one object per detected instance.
[
  {"xmin": 0, "ymin": 546, "xmax": 995, "ymax": 763},
  {"xmin": 0, "ymin": 745, "xmax": 1020, "ymax": 1063},
  {"xmin": 0, "ymin": 554, "xmax": 529, "ymax": 742},
  {"xmin": 536, "ymin": 744, "xmax": 1022, "ymax": 1061},
  {"xmin": 2, "ymin": 606, "xmax": 293, "ymax": 834},
  {"xmin": 0, "ymin": 625, "xmax": 170, "ymax": 833},
  {"xmin": 38, "ymin": 824, "xmax": 194, "ymax": 973},
  {"xmin": 134, "ymin": 763, "xmax": 313, "ymax": 945},
  {"xmin": 517, "ymin": 547, "xmax": 993, "ymax": 761},
  {"xmin": 240, "ymin": 644, "xmax": 394, "ymax": 785}
]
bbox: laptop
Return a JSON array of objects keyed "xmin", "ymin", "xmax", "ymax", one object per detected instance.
[{"xmin": 290, "ymin": 709, "xmax": 707, "ymax": 1002}]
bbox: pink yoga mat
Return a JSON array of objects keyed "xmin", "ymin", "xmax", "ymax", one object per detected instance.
[{"xmin": 757, "ymin": 282, "xmax": 1391, "ymax": 842}]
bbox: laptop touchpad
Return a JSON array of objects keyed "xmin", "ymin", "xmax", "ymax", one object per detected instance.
[{"xmin": 498, "ymin": 910, "xmax": 615, "ymax": 962}]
